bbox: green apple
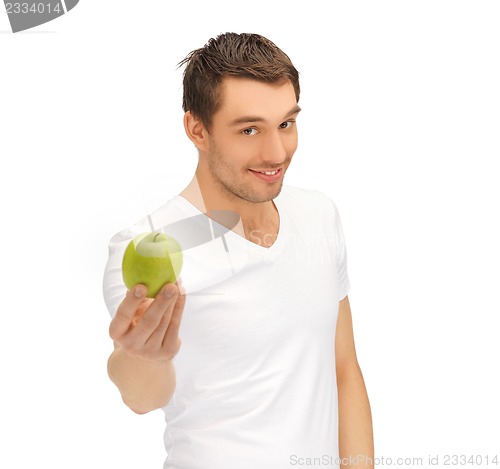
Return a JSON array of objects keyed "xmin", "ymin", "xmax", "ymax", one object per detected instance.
[{"xmin": 122, "ymin": 232, "xmax": 183, "ymax": 298}]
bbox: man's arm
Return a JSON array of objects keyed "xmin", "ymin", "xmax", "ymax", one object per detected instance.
[
  {"xmin": 336, "ymin": 295, "xmax": 374, "ymax": 468},
  {"xmin": 107, "ymin": 342, "xmax": 177, "ymax": 414},
  {"xmin": 107, "ymin": 283, "xmax": 186, "ymax": 414}
]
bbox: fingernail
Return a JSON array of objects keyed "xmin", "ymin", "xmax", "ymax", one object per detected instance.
[
  {"xmin": 164, "ymin": 286, "xmax": 175, "ymax": 298},
  {"xmin": 176, "ymin": 277, "xmax": 185, "ymax": 295},
  {"xmin": 134, "ymin": 285, "xmax": 146, "ymax": 298}
]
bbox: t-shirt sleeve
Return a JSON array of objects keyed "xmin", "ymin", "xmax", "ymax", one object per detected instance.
[
  {"xmin": 330, "ymin": 199, "xmax": 351, "ymax": 302},
  {"xmin": 102, "ymin": 222, "xmax": 146, "ymax": 319}
]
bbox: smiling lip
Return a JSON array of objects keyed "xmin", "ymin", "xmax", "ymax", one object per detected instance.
[{"xmin": 249, "ymin": 167, "xmax": 283, "ymax": 182}]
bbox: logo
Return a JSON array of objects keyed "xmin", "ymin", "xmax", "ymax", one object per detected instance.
[
  {"xmin": 148, "ymin": 209, "xmax": 249, "ymax": 295},
  {"xmin": 3, "ymin": 1, "xmax": 79, "ymax": 33}
]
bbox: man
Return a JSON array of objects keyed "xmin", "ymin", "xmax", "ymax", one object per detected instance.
[{"xmin": 103, "ymin": 32, "xmax": 374, "ymax": 468}]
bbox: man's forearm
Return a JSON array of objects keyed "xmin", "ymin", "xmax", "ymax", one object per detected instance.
[
  {"xmin": 337, "ymin": 362, "xmax": 374, "ymax": 468},
  {"xmin": 107, "ymin": 345, "xmax": 176, "ymax": 414}
]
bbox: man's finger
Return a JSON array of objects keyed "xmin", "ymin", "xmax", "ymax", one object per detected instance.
[
  {"xmin": 125, "ymin": 284, "xmax": 179, "ymax": 346},
  {"xmin": 144, "ymin": 286, "xmax": 181, "ymax": 348},
  {"xmin": 162, "ymin": 287, "xmax": 186, "ymax": 350},
  {"xmin": 109, "ymin": 285, "xmax": 148, "ymax": 339}
]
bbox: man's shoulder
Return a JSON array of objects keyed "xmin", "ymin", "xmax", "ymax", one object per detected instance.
[{"xmin": 107, "ymin": 195, "xmax": 190, "ymax": 244}]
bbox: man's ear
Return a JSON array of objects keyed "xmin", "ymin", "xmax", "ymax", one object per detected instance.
[{"xmin": 184, "ymin": 111, "xmax": 209, "ymax": 151}]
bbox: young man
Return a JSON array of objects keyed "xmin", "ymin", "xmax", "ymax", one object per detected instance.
[{"xmin": 103, "ymin": 33, "xmax": 374, "ymax": 468}]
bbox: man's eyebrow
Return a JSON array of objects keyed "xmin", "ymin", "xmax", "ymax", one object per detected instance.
[{"xmin": 229, "ymin": 105, "xmax": 302, "ymax": 126}]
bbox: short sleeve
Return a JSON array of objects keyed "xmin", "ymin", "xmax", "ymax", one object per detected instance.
[
  {"xmin": 102, "ymin": 221, "xmax": 148, "ymax": 319},
  {"xmin": 330, "ymin": 200, "xmax": 351, "ymax": 302}
]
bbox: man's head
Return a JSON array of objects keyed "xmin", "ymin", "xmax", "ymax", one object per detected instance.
[
  {"xmin": 179, "ymin": 32, "xmax": 300, "ymax": 132},
  {"xmin": 179, "ymin": 33, "xmax": 301, "ymax": 206}
]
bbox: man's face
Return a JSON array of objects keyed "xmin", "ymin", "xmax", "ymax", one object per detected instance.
[{"xmin": 202, "ymin": 76, "xmax": 300, "ymax": 204}]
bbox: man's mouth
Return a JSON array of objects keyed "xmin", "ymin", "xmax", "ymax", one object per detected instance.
[
  {"xmin": 249, "ymin": 168, "xmax": 282, "ymax": 175},
  {"xmin": 248, "ymin": 167, "xmax": 283, "ymax": 182},
  {"xmin": 250, "ymin": 169, "xmax": 279, "ymax": 176}
]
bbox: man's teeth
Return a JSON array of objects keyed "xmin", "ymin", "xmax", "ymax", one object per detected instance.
[{"xmin": 259, "ymin": 170, "xmax": 278, "ymax": 175}]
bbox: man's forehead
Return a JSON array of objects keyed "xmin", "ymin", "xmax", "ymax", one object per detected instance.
[{"xmin": 216, "ymin": 76, "xmax": 298, "ymax": 120}]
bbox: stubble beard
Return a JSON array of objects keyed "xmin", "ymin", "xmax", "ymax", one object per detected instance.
[{"xmin": 206, "ymin": 141, "xmax": 285, "ymax": 205}]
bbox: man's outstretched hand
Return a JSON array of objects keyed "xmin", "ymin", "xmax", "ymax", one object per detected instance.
[{"xmin": 109, "ymin": 280, "xmax": 186, "ymax": 362}]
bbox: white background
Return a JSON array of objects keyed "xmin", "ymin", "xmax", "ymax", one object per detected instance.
[{"xmin": 1, "ymin": 1, "xmax": 499, "ymax": 467}]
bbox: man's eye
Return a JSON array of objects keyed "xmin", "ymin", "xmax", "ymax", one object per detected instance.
[
  {"xmin": 279, "ymin": 121, "xmax": 294, "ymax": 129},
  {"xmin": 242, "ymin": 128, "xmax": 258, "ymax": 136}
]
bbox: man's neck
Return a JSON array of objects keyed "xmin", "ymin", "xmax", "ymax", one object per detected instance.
[{"xmin": 178, "ymin": 174, "xmax": 280, "ymax": 245}]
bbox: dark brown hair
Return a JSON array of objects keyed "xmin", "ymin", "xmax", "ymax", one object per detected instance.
[{"xmin": 178, "ymin": 32, "xmax": 300, "ymax": 132}]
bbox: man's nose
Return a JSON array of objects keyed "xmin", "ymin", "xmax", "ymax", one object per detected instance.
[{"xmin": 259, "ymin": 130, "xmax": 288, "ymax": 165}]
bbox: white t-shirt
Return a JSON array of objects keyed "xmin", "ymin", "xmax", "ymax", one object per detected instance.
[{"xmin": 103, "ymin": 184, "xmax": 351, "ymax": 469}]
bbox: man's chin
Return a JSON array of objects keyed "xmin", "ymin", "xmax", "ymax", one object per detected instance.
[{"xmin": 250, "ymin": 181, "xmax": 284, "ymax": 204}]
